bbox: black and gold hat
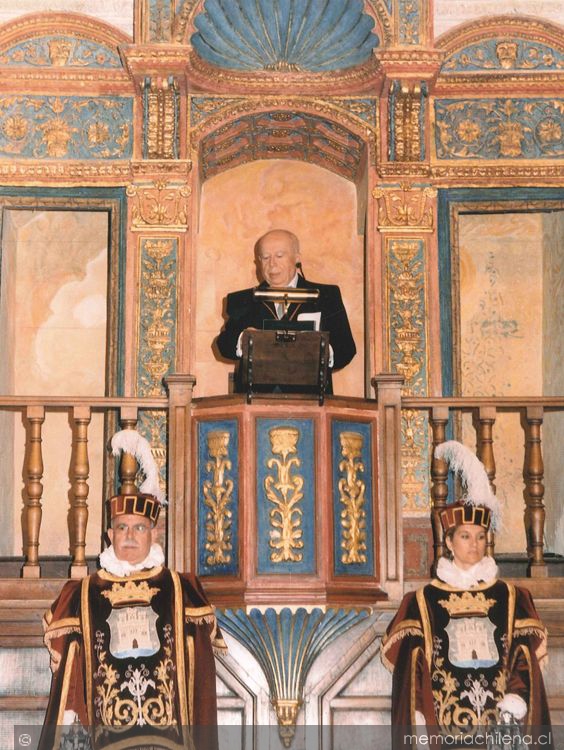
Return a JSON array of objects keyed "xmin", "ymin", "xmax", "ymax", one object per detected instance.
[
  {"xmin": 435, "ymin": 440, "xmax": 500, "ymax": 535},
  {"xmin": 108, "ymin": 492, "xmax": 161, "ymax": 524},
  {"xmin": 107, "ymin": 429, "xmax": 166, "ymax": 524}
]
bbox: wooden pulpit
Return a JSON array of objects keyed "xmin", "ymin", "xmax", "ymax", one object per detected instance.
[{"xmin": 240, "ymin": 329, "xmax": 330, "ymax": 404}]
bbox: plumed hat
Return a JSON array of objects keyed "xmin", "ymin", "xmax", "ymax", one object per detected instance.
[
  {"xmin": 108, "ymin": 429, "xmax": 166, "ymax": 524},
  {"xmin": 434, "ymin": 440, "xmax": 500, "ymax": 534}
]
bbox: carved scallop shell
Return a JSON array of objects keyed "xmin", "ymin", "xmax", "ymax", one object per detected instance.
[{"xmin": 191, "ymin": 0, "xmax": 379, "ymax": 72}]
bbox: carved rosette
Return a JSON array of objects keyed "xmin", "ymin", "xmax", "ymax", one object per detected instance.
[
  {"xmin": 127, "ymin": 180, "xmax": 190, "ymax": 231},
  {"xmin": 373, "ymin": 183, "xmax": 437, "ymax": 232},
  {"xmin": 203, "ymin": 431, "xmax": 233, "ymax": 566},
  {"xmin": 338, "ymin": 431, "xmax": 367, "ymax": 564},
  {"xmin": 264, "ymin": 427, "xmax": 304, "ymax": 563}
]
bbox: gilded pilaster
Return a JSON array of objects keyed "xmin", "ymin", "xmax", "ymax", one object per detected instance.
[{"xmin": 374, "ymin": 183, "xmax": 438, "ymax": 514}]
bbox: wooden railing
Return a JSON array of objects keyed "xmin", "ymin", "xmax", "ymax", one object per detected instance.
[
  {"xmin": 0, "ymin": 394, "xmax": 168, "ymax": 579},
  {"xmin": 2, "ymin": 375, "xmax": 564, "ymax": 588},
  {"xmin": 400, "ymin": 395, "xmax": 564, "ymax": 578}
]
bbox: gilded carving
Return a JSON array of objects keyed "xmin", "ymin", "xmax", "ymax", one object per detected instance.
[
  {"xmin": 0, "ymin": 95, "xmax": 132, "ymax": 160},
  {"xmin": 185, "ymin": 50, "xmax": 381, "ymax": 95},
  {"xmin": 373, "ymin": 183, "xmax": 437, "ymax": 231},
  {"xmin": 137, "ymin": 238, "xmax": 177, "ymax": 398},
  {"xmin": 435, "ymin": 98, "xmax": 564, "ymax": 160},
  {"xmin": 401, "ymin": 409, "xmax": 429, "ymax": 512},
  {"xmin": 127, "ymin": 181, "xmax": 190, "ymax": 231},
  {"xmin": 432, "ymin": 165, "xmax": 564, "ymax": 179},
  {"xmin": 274, "ymin": 698, "xmax": 302, "ymax": 748},
  {"xmin": 388, "ymin": 81, "xmax": 427, "ymax": 162},
  {"xmin": 338, "ymin": 432, "xmax": 367, "ymax": 564},
  {"xmin": 203, "ymin": 431, "xmax": 233, "ymax": 566},
  {"xmin": 264, "ymin": 427, "xmax": 304, "ymax": 563},
  {"xmin": 387, "ymin": 239, "xmax": 428, "ymax": 394},
  {"xmin": 143, "ymin": 76, "xmax": 179, "ymax": 160}
]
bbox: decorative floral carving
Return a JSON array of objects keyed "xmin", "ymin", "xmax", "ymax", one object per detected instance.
[
  {"xmin": 264, "ymin": 427, "xmax": 304, "ymax": 563},
  {"xmin": 435, "ymin": 98, "xmax": 564, "ymax": 159},
  {"xmin": 127, "ymin": 181, "xmax": 190, "ymax": 230},
  {"xmin": 373, "ymin": 183, "xmax": 436, "ymax": 231},
  {"xmin": 338, "ymin": 432, "xmax": 367, "ymax": 564},
  {"xmin": 203, "ymin": 431, "xmax": 233, "ymax": 566}
]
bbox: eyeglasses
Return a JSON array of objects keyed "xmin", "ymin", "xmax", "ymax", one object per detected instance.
[{"xmin": 113, "ymin": 523, "xmax": 152, "ymax": 534}]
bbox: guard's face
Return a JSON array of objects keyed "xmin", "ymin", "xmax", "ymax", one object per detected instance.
[
  {"xmin": 257, "ymin": 232, "xmax": 300, "ymax": 288},
  {"xmin": 108, "ymin": 513, "xmax": 154, "ymax": 564},
  {"xmin": 446, "ymin": 523, "xmax": 487, "ymax": 570}
]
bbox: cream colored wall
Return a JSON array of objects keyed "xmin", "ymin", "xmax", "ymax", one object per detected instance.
[
  {"xmin": 459, "ymin": 212, "xmax": 544, "ymax": 553},
  {"xmin": 1, "ymin": 210, "xmax": 108, "ymax": 556},
  {"xmin": 194, "ymin": 159, "xmax": 365, "ymax": 398},
  {"xmin": 543, "ymin": 211, "xmax": 564, "ymax": 555},
  {"xmin": 434, "ymin": 0, "xmax": 564, "ymax": 37}
]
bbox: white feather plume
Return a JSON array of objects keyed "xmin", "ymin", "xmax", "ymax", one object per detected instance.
[
  {"xmin": 111, "ymin": 429, "xmax": 166, "ymax": 505},
  {"xmin": 434, "ymin": 440, "xmax": 500, "ymax": 529}
]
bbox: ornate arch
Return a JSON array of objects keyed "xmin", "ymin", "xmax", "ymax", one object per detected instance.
[
  {"xmin": 0, "ymin": 11, "xmax": 131, "ymax": 69},
  {"xmin": 190, "ymin": 97, "xmax": 377, "ymax": 183},
  {"xmin": 436, "ymin": 15, "xmax": 564, "ymax": 76}
]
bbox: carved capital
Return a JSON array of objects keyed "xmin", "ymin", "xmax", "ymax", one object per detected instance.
[
  {"xmin": 373, "ymin": 183, "xmax": 437, "ymax": 232},
  {"xmin": 127, "ymin": 180, "xmax": 190, "ymax": 230}
]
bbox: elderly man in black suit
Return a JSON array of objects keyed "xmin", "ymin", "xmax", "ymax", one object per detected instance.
[{"xmin": 216, "ymin": 229, "xmax": 356, "ymax": 394}]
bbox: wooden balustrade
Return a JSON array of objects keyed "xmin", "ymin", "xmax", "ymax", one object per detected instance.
[
  {"xmin": 0, "ymin": 396, "xmax": 167, "ymax": 579},
  {"xmin": 402, "ymin": 395, "xmax": 564, "ymax": 576},
  {"xmin": 1, "ymin": 387, "xmax": 564, "ymax": 587}
]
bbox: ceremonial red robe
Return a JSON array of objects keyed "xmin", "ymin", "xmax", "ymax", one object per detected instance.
[
  {"xmin": 39, "ymin": 566, "xmax": 226, "ymax": 750},
  {"xmin": 381, "ymin": 579, "xmax": 552, "ymax": 749}
]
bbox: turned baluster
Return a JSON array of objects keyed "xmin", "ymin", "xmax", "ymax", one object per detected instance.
[
  {"xmin": 523, "ymin": 406, "xmax": 547, "ymax": 577},
  {"xmin": 70, "ymin": 406, "xmax": 91, "ymax": 579},
  {"xmin": 430, "ymin": 406, "xmax": 449, "ymax": 567},
  {"xmin": 22, "ymin": 405, "xmax": 45, "ymax": 578},
  {"xmin": 118, "ymin": 407, "xmax": 139, "ymax": 494},
  {"xmin": 475, "ymin": 406, "xmax": 497, "ymax": 558}
]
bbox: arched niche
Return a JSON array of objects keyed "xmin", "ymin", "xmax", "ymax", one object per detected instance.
[{"xmin": 189, "ymin": 106, "xmax": 376, "ymax": 399}]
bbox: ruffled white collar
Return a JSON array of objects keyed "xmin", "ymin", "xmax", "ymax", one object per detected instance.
[
  {"xmin": 436, "ymin": 555, "xmax": 498, "ymax": 589},
  {"xmin": 98, "ymin": 543, "xmax": 165, "ymax": 577}
]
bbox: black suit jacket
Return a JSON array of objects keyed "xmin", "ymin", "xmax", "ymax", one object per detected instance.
[{"xmin": 216, "ymin": 276, "xmax": 356, "ymax": 393}]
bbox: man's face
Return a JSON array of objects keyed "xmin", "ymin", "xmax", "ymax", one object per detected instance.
[
  {"xmin": 107, "ymin": 513, "xmax": 154, "ymax": 565},
  {"xmin": 257, "ymin": 232, "xmax": 300, "ymax": 287}
]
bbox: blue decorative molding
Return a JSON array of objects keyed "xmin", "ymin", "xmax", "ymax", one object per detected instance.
[
  {"xmin": 256, "ymin": 419, "xmax": 315, "ymax": 575},
  {"xmin": 191, "ymin": 0, "xmax": 378, "ymax": 72},
  {"xmin": 332, "ymin": 421, "xmax": 374, "ymax": 576},
  {"xmin": 442, "ymin": 39, "xmax": 564, "ymax": 73},
  {"xmin": 0, "ymin": 96, "xmax": 133, "ymax": 160},
  {"xmin": 217, "ymin": 607, "xmax": 371, "ymax": 745},
  {"xmin": 0, "ymin": 36, "xmax": 122, "ymax": 68},
  {"xmin": 197, "ymin": 420, "xmax": 239, "ymax": 577},
  {"xmin": 398, "ymin": 0, "xmax": 421, "ymax": 45},
  {"xmin": 435, "ymin": 98, "xmax": 564, "ymax": 160}
]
